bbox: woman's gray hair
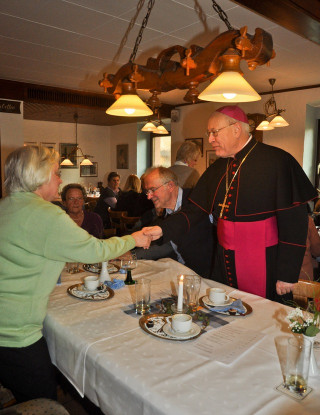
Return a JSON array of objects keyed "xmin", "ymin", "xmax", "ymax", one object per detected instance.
[
  {"xmin": 176, "ymin": 141, "xmax": 201, "ymax": 164},
  {"xmin": 4, "ymin": 145, "xmax": 60, "ymax": 194}
]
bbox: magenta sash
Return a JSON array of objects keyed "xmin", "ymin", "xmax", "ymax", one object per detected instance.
[{"xmin": 217, "ymin": 217, "xmax": 278, "ymax": 297}]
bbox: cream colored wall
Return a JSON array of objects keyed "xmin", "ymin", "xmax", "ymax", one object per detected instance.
[
  {"xmin": 24, "ymin": 119, "xmax": 110, "ymax": 189},
  {"xmin": 107, "ymin": 123, "xmax": 138, "ymax": 188},
  {"xmin": 171, "ymin": 87, "xmax": 320, "ymax": 182},
  {"xmin": 0, "ymin": 100, "xmax": 24, "ymax": 195}
]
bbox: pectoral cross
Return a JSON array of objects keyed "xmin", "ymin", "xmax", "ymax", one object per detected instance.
[
  {"xmin": 218, "ymin": 201, "xmax": 228, "ymax": 210},
  {"xmin": 218, "ymin": 199, "xmax": 228, "ymax": 218}
]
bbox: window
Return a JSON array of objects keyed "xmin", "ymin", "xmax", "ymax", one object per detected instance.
[{"xmin": 152, "ymin": 134, "xmax": 171, "ymax": 167}]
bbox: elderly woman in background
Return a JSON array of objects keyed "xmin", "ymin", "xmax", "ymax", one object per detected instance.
[
  {"xmin": 116, "ymin": 174, "xmax": 153, "ymax": 217},
  {"xmin": 0, "ymin": 146, "xmax": 150, "ymax": 404},
  {"xmin": 61, "ymin": 183, "xmax": 103, "ymax": 238},
  {"xmin": 169, "ymin": 141, "xmax": 201, "ymax": 188}
]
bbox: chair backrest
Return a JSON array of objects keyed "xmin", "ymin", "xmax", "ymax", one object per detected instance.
[
  {"xmin": 121, "ymin": 213, "xmax": 141, "ymax": 234},
  {"xmin": 103, "ymin": 228, "xmax": 117, "ymax": 239},
  {"xmin": 292, "ymin": 279, "xmax": 320, "ymax": 308},
  {"xmin": 108, "ymin": 207, "xmax": 127, "ymax": 233}
]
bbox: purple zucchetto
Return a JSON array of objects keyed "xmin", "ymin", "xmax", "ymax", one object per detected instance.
[{"xmin": 216, "ymin": 105, "xmax": 249, "ymax": 124}]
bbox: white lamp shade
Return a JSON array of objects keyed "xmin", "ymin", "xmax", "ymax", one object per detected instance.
[
  {"xmin": 60, "ymin": 158, "xmax": 74, "ymax": 166},
  {"xmin": 80, "ymin": 158, "xmax": 93, "ymax": 166},
  {"xmin": 256, "ymin": 120, "xmax": 275, "ymax": 131},
  {"xmin": 154, "ymin": 124, "xmax": 169, "ymax": 134},
  {"xmin": 198, "ymin": 71, "xmax": 261, "ymax": 102},
  {"xmin": 106, "ymin": 94, "xmax": 153, "ymax": 117},
  {"xmin": 269, "ymin": 115, "xmax": 289, "ymax": 127},
  {"xmin": 141, "ymin": 121, "xmax": 157, "ymax": 131}
]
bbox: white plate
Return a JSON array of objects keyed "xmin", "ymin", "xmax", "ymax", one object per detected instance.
[
  {"xmin": 83, "ymin": 263, "xmax": 119, "ymax": 274},
  {"xmin": 67, "ymin": 283, "xmax": 114, "ymax": 301},
  {"xmin": 162, "ymin": 322, "xmax": 201, "ymax": 339},
  {"xmin": 202, "ymin": 295, "xmax": 233, "ymax": 307}
]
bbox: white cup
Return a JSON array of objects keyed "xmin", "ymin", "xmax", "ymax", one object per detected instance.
[
  {"xmin": 209, "ymin": 288, "xmax": 229, "ymax": 304},
  {"xmin": 84, "ymin": 275, "xmax": 99, "ymax": 291},
  {"xmin": 171, "ymin": 313, "xmax": 192, "ymax": 333}
]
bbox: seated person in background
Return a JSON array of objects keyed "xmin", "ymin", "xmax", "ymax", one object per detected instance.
[
  {"xmin": 61, "ymin": 183, "xmax": 104, "ymax": 239},
  {"xmin": 300, "ymin": 215, "xmax": 320, "ymax": 280},
  {"xmin": 132, "ymin": 167, "xmax": 214, "ymax": 278},
  {"xmin": 169, "ymin": 141, "xmax": 201, "ymax": 188},
  {"xmin": 116, "ymin": 174, "xmax": 153, "ymax": 217},
  {"xmin": 94, "ymin": 172, "xmax": 121, "ymax": 228}
]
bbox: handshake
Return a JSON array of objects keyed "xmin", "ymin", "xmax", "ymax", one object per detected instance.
[{"xmin": 131, "ymin": 226, "xmax": 163, "ymax": 249}]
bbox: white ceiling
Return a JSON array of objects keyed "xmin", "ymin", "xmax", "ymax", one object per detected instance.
[{"xmin": 0, "ymin": 0, "xmax": 320, "ymax": 106}]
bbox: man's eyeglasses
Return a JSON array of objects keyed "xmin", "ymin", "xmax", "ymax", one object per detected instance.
[
  {"xmin": 67, "ymin": 197, "xmax": 84, "ymax": 202},
  {"xmin": 144, "ymin": 182, "xmax": 169, "ymax": 195},
  {"xmin": 205, "ymin": 122, "xmax": 236, "ymax": 138}
]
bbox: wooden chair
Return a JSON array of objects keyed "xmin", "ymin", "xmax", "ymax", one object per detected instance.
[
  {"xmin": 84, "ymin": 200, "xmax": 97, "ymax": 212},
  {"xmin": 108, "ymin": 207, "xmax": 127, "ymax": 235},
  {"xmin": 292, "ymin": 279, "xmax": 320, "ymax": 309},
  {"xmin": 103, "ymin": 228, "xmax": 117, "ymax": 239},
  {"xmin": 121, "ymin": 213, "xmax": 141, "ymax": 234}
]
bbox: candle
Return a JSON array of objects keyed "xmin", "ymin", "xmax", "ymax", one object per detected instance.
[{"xmin": 177, "ymin": 275, "xmax": 184, "ymax": 312}]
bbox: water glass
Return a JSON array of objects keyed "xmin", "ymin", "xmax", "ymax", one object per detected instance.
[
  {"xmin": 184, "ymin": 275, "xmax": 201, "ymax": 312},
  {"xmin": 135, "ymin": 278, "xmax": 151, "ymax": 315},
  {"xmin": 66, "ymin": 262, "xmax": 80, "ymax": 274},
  {"xmin": 285, "ymin": 336, "xmax": 312, "ymax": 395}
]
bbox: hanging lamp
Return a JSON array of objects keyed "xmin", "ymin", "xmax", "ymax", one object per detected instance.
[{"xmin": 198, "ymin": 48, "xmax": 261, "ymax": 103}]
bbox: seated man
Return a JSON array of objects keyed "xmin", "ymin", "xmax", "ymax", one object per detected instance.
[
  {"xmin": 94, "ymin": 172, "xmax": 121, "ymax": 228},
  {"xmin": 132, "ymin": 167, "xmax": 214, "ymax": 278},
  {"xmin": 61, "ymin": 184, "xmax": 104, "ymax": 239}
]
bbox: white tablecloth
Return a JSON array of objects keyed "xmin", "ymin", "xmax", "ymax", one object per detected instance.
[{"xmin": 43, "ymin": 259, "xmax": 320, "ymax": 415}]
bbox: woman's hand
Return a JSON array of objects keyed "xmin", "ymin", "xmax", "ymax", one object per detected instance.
[
  {"xmin": 131, "ymin": 230, "xmax": 151, "ymax": 249},
  {"xmin": 142, "ymin": 226, "xmax": 163, "ymax": 241}
]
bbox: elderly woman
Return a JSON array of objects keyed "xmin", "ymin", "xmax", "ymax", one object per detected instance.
[
  {"xmin": 0, "ymin": 146, "xmax": 149, "ymax": 404},
  {"xmin": 61, "ymin": 183, "xmax": 104, "ymax": 238},
  {"xmin": 169, "ymin": 141, "xmax": 201, "ymax": 188}
]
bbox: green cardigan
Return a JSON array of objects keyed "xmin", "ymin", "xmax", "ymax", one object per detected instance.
[{"xmin": 0, "ymin": 192, "xmax": 135, "ymax": 347}]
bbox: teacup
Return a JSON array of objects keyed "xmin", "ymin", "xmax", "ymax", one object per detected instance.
[
  {"xmin": 171, "ymin": 313, "xmax": 192, "ymax": 333},
  {"xmin": 84, "ymin": 275, "xmax": 99, "ymax": 291},
  {"xmin": 209, "ymin": 288, "xmax": 229, "ymax": 304}
]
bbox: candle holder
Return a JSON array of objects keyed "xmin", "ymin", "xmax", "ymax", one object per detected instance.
[{"xmin": 171, "ymin": 303, "xmax": 188, "ymax": 314}]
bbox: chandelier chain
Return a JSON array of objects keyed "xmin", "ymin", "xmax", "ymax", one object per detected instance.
[
  {"xmin": 211, "ymin": 0, "xmax": 233, "ymax": 30},
  {"xmin": 129, "ymin": 0, "xmax": 156, "ymax": 63}
]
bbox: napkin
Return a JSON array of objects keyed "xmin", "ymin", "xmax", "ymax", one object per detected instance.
[
  {"xmin": 105, "ymin": 279, "xmax": 125, "ymax": 290},
  {"xmin": 209, "ymin": 299, "xmax": 246, "ymax": 314}
]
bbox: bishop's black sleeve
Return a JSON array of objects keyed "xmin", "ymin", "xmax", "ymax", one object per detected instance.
[
  {"xmin": 159, "ymin": 200, "xmax": 208, "ymax": 246},
  {"xmin": 276, "ymin": 203, "xmax": 308, "ymax": 283}
]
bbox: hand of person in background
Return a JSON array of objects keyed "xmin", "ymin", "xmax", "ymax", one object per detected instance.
[
  {"xmin": 132, "ymin": 230, "xmax": 152, "ymax": 249},
  {"xmin": 276, "ymin": 280, "xmax": 295, "ymax": 295},
  {"xmin": 142, "ymin": 226, "xmax": 163, "ymax": 241}
]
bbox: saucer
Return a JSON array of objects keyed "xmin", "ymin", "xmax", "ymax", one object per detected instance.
[
  {"xmin": 162, "ymin": 322, "xmax": 201, "ymax": 339},
  {"xmin": 202, "ymin": 295, "xmax": 233, "ymax": 307},
  {"xmin": 67, "ymin": 284, "xmax": 114, "ymax": 301}
]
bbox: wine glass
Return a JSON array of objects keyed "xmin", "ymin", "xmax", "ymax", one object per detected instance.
[{"xmin": 121, "ymin": 253, "xmax": 137, "ymax": 285}]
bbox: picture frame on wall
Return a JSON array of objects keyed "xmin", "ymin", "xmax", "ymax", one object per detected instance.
[
  {"xmin": 24, "ymin": 141, "xmax": 37, "ymax": 146},
  {"xmin": 80, "ymin": 162, "xmax": 98, "ymax": 177},
  {"xmin": 206, "ymin": 150, "xmax": 218, "ymax": 168},
  {"xmin": 59, "ymin": 143, "xmax": 78, "ymax": 168},
  {"xmin": 185, "ymin": 138, "xmax": 203, "ymax": 156},
  {"xmin": 116, "ymin": 144, "xmax": 129, "ymax": 169}
]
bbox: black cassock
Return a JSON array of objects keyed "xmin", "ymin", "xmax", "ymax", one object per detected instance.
[{"xmin": 160, "ymin": 139, "xmax": 317, "ymax": 301}]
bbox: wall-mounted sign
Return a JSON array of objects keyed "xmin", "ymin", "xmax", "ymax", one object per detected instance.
[{"xmin": 0, "ymin": 100, "xmax": 21, "ymax": 114}]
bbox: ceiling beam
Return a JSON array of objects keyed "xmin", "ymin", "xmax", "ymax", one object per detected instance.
[{"xmin": 232, "ymin": 0, "xmax": 320, "ymax": 45}]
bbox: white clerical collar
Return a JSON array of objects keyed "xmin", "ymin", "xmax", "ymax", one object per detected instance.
[
  {"xmin": 232, "ymin": 134, "xmax": 252, "ymax": 158},
  {"xmin": 174, "ymin": 161, "xmax": 188, "ymax": 166}
]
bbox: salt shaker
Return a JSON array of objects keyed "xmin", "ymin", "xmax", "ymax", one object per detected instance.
[{"xmin": 99, "ymin": 261, "xmax": 111, "ymax": 283}]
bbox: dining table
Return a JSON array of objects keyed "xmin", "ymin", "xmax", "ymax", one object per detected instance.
[{"xmin": 43, "ymin": 259, "xmax": 320, "ymax": 415}]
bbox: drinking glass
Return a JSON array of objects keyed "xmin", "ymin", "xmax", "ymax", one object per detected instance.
[
  {"xmin": 285, "ymin": 336, "xmax": 312, "ymax": 395},
  {"xmin": 184, "ymin": 275, "xmax": 201, "ymax": 313},
  {"xmin": 135, "ymin": 278, "xmax": 151, "ymax": 314},
  {"xmin": 66, "ymin": 262, "xmax": 80, "ymax": 274},
  {"xmin": 121, "ymin": 253, "xmax": 137, "ymax": 285}
]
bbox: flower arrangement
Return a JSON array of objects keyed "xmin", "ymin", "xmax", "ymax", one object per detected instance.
[{"xmin": 287, "ymin": 298, "xmax": 320, "ymax": 337}]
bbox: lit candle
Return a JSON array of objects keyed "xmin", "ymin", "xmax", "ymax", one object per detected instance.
[{"xmin": 177, "ymin": 275, "xmax": 184, "ymax": 312}]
